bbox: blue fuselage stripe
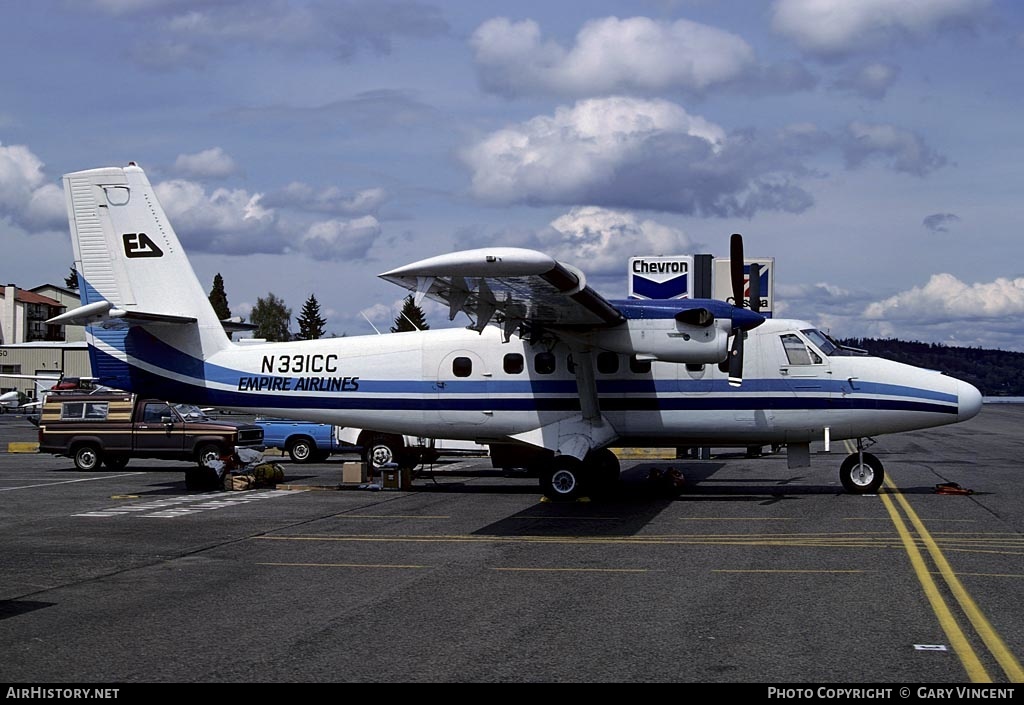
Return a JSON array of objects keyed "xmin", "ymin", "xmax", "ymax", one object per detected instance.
[{"xmin": 88, "ymin": 347, "xmax": 957, "ymax": 416}]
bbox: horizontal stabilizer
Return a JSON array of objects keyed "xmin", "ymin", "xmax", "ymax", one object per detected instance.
[
  {"xmin": 48, "ymin": 300, "xmax": 196, "ymax": 327},
  {"xmin": 221, "ymin": 317, "xmax": 258, "ymax": 333}
]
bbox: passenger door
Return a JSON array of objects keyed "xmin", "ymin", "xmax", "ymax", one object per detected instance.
[{"xmin": 435, "ymin": 350, "xmax": 491, "ymax": 425}]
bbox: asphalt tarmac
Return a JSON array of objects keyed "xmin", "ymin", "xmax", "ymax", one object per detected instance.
[{"xmin": 1, "ymin": 406, "xmax": 1022, "ymax": 684}]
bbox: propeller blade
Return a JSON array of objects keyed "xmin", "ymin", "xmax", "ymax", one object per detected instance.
[
  {"xmin": 727, "ymin": 332, "xmax": 744, "ymax": 387},
  {"xmin": 748, "ymin": 262, "xmax": 761, "ymax": 314},
  {"xmin": 730, "ymin": 233, "xmax": 744, "ymax": 308}
]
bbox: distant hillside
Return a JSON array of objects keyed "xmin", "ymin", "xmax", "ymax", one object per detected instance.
[{"xmin": 837, "ymin": 338, "xmax": 1024, "ymax": 397}]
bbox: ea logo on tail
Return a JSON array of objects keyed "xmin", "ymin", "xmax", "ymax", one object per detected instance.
[{"xmin": 122, "ymin": 233, "xmax": 163, "ymax": 258}]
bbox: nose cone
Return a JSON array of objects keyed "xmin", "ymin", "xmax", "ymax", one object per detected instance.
[
  {"xmin": 731, "ymin": 306, "xmax": 765, "ymax": 332},
  {"xmin": 958, "ymin": 380, "xmax": 983, "ymax": 422}
]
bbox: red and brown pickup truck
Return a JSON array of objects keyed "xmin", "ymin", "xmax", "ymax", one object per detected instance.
[{"xmin": 37, "ymin": 391, "xmax": 263, "ymax": 485}]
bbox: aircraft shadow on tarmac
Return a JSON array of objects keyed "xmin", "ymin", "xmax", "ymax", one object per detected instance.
[
  {"xmin": 0, "ymin": 600, "xmax": 55, "ymax": 621},
  {"xmin": 40, "ymin": 458, "xmax": 970, "ymax": 501}
]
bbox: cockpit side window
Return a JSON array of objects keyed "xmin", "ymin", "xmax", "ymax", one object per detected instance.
[
  {"xmin": 801, "ymin": 329, "xmax": 837, "ymax": 357},
  {"xmin": 780, "ymin": 334, "xmax": 813, "ymax": 365}
]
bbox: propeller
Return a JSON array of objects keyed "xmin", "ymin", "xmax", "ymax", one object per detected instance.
[
  {"xmin": 749, "ymin": 262, "xmax": 761, "ymax": 314},
  {"xmin": 728, "ymin": 234, "xmax": 753, "ymax": 387}
]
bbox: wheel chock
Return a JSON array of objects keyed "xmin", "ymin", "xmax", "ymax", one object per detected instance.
[{"xmin": 935, "ymin": 482, "xmax": 973, "ymax": 495}]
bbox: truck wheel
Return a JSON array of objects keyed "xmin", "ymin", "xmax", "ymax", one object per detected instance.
[
  {"xmin": 103, "ymin": 455, "xmax": 130, "ymax": 470},
  {"xmin": 73, "ymin": 444, "xmax": 102, "ymax": 471},
  {"xmin": 196, "ymin": 443, "xmax": 224, "ymax": 469},
  {"xmin": 288, "ymin": 437, "xmax": 316, "ymax": 463}
]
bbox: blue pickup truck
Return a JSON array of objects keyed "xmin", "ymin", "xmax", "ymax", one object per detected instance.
[
  {"xmin": 255, "ymin": 418, "xmax": 344, "ymax": 464},
  {"xmin": 254, "ymin": 418, "xmax": 485, "ymax": 470}
]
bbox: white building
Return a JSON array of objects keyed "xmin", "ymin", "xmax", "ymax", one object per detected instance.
[
  {"xmin": 0, "ymin": 283, "xmax": 88, "ymax": 401},
  {"xmin": 0, "ymin": 284, "xmax": 83, "ymax": 345}
]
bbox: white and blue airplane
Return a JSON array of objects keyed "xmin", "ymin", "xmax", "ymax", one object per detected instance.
[{"xmin": 47, "ymin": 164, "xmax": 982, "ymax": 498}]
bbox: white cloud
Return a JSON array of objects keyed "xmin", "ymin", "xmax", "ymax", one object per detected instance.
[
  {"xmin": 0, "ymin": 142, "xmax": 65, "ymax": 231},
  {"xmin": 0, "ymin": 142, "xmax": 45, "ymax": 211},
  {"xmin": 772, "ymin": 0, "xmax": 990, "ymax": 58},
  {"xmin": 865, "ymin": 273, "xmax": 1024, "ymax": 322},
  {"xmin": 471, "ymin": 16, "xmax": 755, "ymax": 97},
  {"xmin": 461, "ymin": 96, "xmax": 819, "ymax": 216},
  {"xmin": 298, "ymin": 216, "xmax": 381, "ymax": 260},
  {"xmin": 87, "ymin": 0, "xmax": 450, "ymax": 69},
  {"xmin": 154, "ymin": 178, "xmax": 283, "ymax": 254},
  {"xmin": 359, "ymin": 302, "xmax": 393, "ymax": 324},
  {"xmin": 842, "ymin": 121, "xmax": 947, "ymax": 176},
  {"xmin": 265, "ymin": 182, "xmax": 387, "ymax": 214},
  {"xmin": 23, "ymin": 183, "xmax": 67, "ymax": 230},
  {"xmin": 546, "ymin": 207, "xmax": 693, "ymax": 277},
  {"xmin": 173, "ymin": 147, "xmax": 238, "ymax": 178},
  {"xmin": 832, "ymin": 62, "xmax": 900, "ymax": 99}
]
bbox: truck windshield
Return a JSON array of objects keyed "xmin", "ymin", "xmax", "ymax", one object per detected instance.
[{"xmin": 173, "ymin": 403, "xmax": 210, "ymax": 421}]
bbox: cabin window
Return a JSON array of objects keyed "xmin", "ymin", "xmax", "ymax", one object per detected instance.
[
  {"xmin": 61, "ymin": 401, "xmax": 108, "ymax": 420},
  {"xmin": 597, "ymin": 352, "xmax": 619, "ymax": 374},
  {"xmin": 780, "ymin": 334, "xmax": 813, "ymax": 365},
  {"xmin": 534, "ymin": 352, "xmax": 556, "ymax": 375},
  {"xmin": 567, "ymin": 354, "xmax": 576, "ymax": 374},
  {"xmin": 629, "ymin": 355, "xmax": 651, "ymax": 374},
  {"xmin": 142, "ymin": 402, "xmax": 173, "ymax": 423},
  {"xmin": 503, "ymin": 353, "xmax": 524, "ymax": 375},
  {"xmin": 452, "ymin": 356, "xmax": 473, "ymax": 378}
]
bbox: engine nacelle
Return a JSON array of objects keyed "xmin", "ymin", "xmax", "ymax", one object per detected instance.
[{"xmin": 583, "ymin": 318, "xmax": 731, "ymax": 364}]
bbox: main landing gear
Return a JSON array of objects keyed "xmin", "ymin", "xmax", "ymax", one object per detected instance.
[
  {"xmin": 538, "ymin": 448, "xmax": 620, "ymax": 501},
  {"xmin": 839, "ymin": 438, "xmax": 884, "ymax": 494}
]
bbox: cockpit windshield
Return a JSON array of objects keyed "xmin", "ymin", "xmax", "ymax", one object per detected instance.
[
  {"xmin": 173, "ymin": 403, "xmax": 210, "ymax": 421},
  {"xmin": 800, "ymin": 329, "xmax": 867, "ymax": 357}
]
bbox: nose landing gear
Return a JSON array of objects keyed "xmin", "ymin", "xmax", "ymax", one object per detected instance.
[{"xmin": 839, "ymin": 438, "xmax": 884, "ymax": 494}]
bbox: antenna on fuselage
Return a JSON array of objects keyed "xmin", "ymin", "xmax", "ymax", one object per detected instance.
[
  {"xmin": 400, "ymin": 310, "xmax": 422, "ymax": 331},
  {"xmin": 361, "ymin": 311, "xmax": 382, "ymax": 335}
]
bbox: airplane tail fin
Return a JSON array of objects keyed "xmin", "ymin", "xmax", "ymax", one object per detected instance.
[{"xmin": 53, "ymin": 164, "xmax": 232, "ymax": 393}]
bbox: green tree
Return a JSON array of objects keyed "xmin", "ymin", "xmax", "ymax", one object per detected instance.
[
  {"xmin": 296, "ymin": 293, "xmax": 327, "ymax": 340},
  {"xmin": 250, "ymin": 292, "xmax": 292, "ymax": 342},
  {"xmin": 208, "ymin": 273, "xmax": 231, "ymax": 320},
  {"xmin": 64, "ymin": 266, "xmax": 79, "ymax": 290},
  {"xmin": 391, "ymin": 294, "xmax": 430, "ymax": 333}
]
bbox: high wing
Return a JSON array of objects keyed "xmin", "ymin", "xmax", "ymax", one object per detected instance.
[{"xmin": 379, "ymin": 247, "xmax": 624, "ymax": 341}]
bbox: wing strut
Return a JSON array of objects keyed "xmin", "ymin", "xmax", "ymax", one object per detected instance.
[{"xmin": 570, "ymin": 348, "xmax": 601, "ymax": 423}]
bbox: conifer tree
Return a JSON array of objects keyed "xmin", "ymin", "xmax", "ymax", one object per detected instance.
[
  {"xmin": 208, "ymin": 273, "xmax": 231, "ymax": 320},
  {"xmin": 390, "ymin": 294, "xmax": 430, "ymax": 333},
  {"xmin": 296, "ymin": 293, "xmax": 327, "ymax": 340}
]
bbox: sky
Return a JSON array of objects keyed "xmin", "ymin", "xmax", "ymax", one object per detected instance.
[{"xmin": 2, "ymin": 0, "xmax": 1023, "ymax": 349}]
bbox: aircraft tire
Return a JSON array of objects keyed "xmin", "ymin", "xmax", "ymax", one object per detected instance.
[
  {"xmin": 288, "ymin": 437, "xmax": 316, "ymax": 463},
  {"xmin": 540, "ymin": 456, "xmax": 586, "ymax": 501},
  {"xmin": 365, "ymin": 435, "xmax": 402, "ymax": 470},
  {"xmin": 839, "ymin": 452, "xmax": 884, "ymax": 494},
  {"xmin": 73, "ymin": 444, "xmax": 102, "ymax": 472},
  {"xmin": 585, "ymin": 448, "xmax": 620, "ymax": 498}
]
